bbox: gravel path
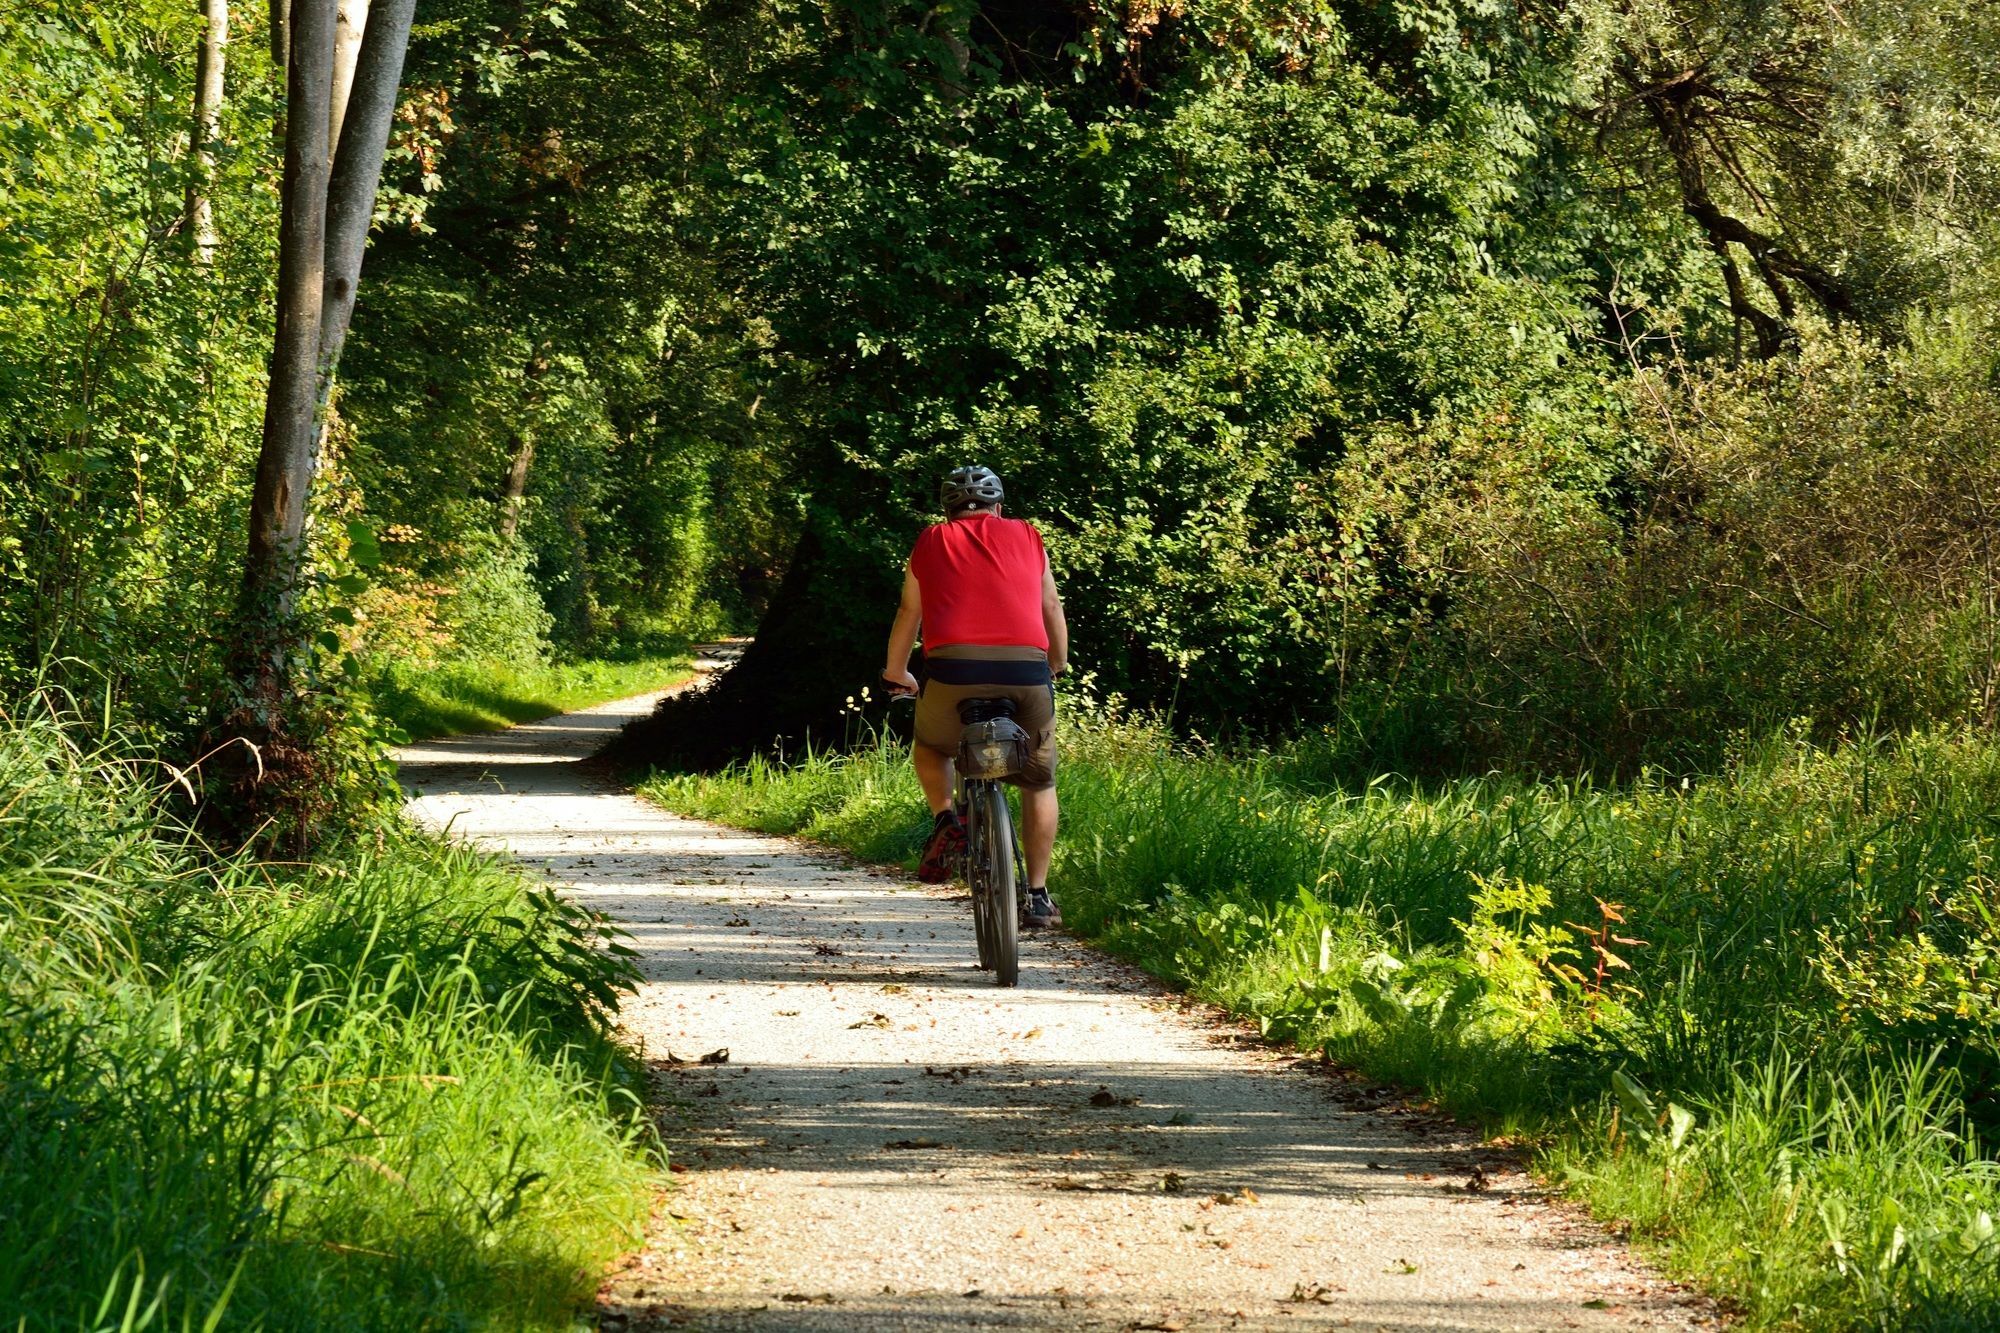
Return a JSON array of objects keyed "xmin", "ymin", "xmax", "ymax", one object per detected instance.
[{"xmin": 399, "ymin": 687, "xmax": 1713, "ymax": 1333}]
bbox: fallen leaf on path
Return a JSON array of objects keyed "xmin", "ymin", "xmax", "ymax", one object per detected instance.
[
  {"xmin": 1284, "ymin": 1282, "xmax": 1343, "ymax": 1304},
  {"xmin": 812, "ymin": 942, "xmax": 843, "ymax": 956},
  {"xmin": 699, "ymin": 1048, "xmax": 730, "ymax": 1064},
  {"xmin": 724, "ymin": 917, "xmax": 750, "ymax": 928},
  {"xmin": 1130, "ymin": 1318, "xmax": 1185, "ymax": 1331},
  {"xmin": 778, "ymin": 1292, "xmax": 836, "ymax": 1304},
  {"xmin": 1088, "ymin": 1087, "xmax": 1139, "ymax": 1107},
  {"xmin": 880, "ymin": 983, "xmax": 908, "ymax": 993},
  {"xmin": 884, "ymin": 1138, "xmax": 946, "ymax": 1150},
  {"xmin": 1158, "ymin": 1171, "xmax": 1187, "ymax": 1193},
  {"xmin": 848, "ymin": 1013, "xmax": 891, "ymax": 1029}
]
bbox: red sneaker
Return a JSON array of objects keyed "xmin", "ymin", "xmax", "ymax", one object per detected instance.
[{"xmin": 917, "ymin": 812, "xmax": 966, "ymax": 883}]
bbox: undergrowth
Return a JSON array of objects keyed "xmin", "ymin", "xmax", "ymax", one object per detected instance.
[
  {"xmin": 0, "ymin": 702, "xmax": 654, "ymax": 1331},
  {"xmin": 641, "ymin": 709, "xmax": 2000, "ymax": 1331},
  {"xmin": 367, "ymin": 651, "xmax": 693, "ymax": 740}
]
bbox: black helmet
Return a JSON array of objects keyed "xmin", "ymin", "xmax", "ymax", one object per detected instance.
[{"xmin": 941, "ymin": 465, "xmax": 1005, "ymax": 513}]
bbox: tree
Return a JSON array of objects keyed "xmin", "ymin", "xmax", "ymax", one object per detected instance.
[
  {"xmin": 231, "ymin": 0, "xmax": 415, "ymax": 722},
  {"xmin": 186, "ymin": 0, "xmax": 229, "ymax": 265},
  {"xmin": 1568, "ymin": 0, "xmax": 2000, "ymax": 355}
]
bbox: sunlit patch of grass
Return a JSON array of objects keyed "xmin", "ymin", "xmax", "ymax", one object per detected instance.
[
  {"xmin": 0, "ymin": 706, "xmax": 654, "ymax": 1332},
  {"xmin": 639, "ymin": 715, "xmax": 2000, "ymax": 1330},
  {"xmin": 369, "ymin": 652, "xmax": 694, "ymax": 740}
]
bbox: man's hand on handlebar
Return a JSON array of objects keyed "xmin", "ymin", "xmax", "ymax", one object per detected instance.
[{"xmin": 882, "ymin": 667, "xmax": 920, "ymax": 698}]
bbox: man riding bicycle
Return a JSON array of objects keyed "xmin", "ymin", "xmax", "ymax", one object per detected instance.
[{"xmin": 881, "ymin": 466, "xmax": 1068, "ymax": 929}]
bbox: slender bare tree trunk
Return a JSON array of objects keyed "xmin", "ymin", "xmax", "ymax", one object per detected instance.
[
  {"xmin": 187, "ymin": 0, "xmax": 229, "ymax": 265},
  {"xmin": 269, "ymin": 0, "xmax": 290, "ymax": 148},
  {"xmin": 329, "ymin": 0, "xmax": 370, "ymax": 153},
  {"xmin": 316, "ymin": 0, "xmax": 415, "ymax": 400},
  {"xmin": 235, "ymin": 0, "xmax": 337, "ymax": 706},
  {"xmin": 497, "ymin": 347, "xmax": 550, "ymax": 542},
  {"xmin": 499, "ymin": 435, "xmax": 536, "ymax": 542},
  {"xmin": 269, "ymin": 0, "xmax": 289, "ymax": 68}
]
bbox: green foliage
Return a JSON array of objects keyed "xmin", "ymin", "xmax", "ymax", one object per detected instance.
[
  {"xmin": 642, "ymin": 715, "xmax": 2000, "ymax": 1327},
  {"xmin": 0, "ymin": 705, "xmax": 652, "ymax": 1330},
  {"xmin": 0, "ymin": 2, "xmax": 277, "ymax": 726},
  {"xmin": 335, "ymin": 0, "xmax": 790, "ymax": 654},
  {"xmin": 0, "ymin": 0, "xmax": 774, "ymax": 757}
]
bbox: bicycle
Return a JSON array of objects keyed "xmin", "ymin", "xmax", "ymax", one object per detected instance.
[
  {"xmin": 887, "ymin": 685, "xmax": 1031, "ymax": 987},
  {"xmin": 953, "ymin": 697, "xmax": 1031, "ymax": 988}
]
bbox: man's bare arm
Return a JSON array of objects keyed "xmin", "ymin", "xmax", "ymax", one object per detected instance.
[
  {"xmin": 883, "ymin": 565, "xmax": 923, "ymax": 692},
  {"xmin": 1042, "ymin": 559, "xmax": 1068, "ymax": 676}
]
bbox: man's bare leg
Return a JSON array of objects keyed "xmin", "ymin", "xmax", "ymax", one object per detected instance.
[
  {"xmin": 1019, "ymin": 785, "xmax": 1058, "ymax": 888},
  {"xmin": 914, "ymin": 744, "xmax": 954, "ymax": 816}
]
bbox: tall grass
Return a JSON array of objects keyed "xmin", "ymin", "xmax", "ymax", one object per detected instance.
[
  {"xmin": 642, "ymin": 713, "xmax": 2000, "ymax": 1330},
  {"xmin": 367, "ymin": 651, "xmax": 693, "ymax": 740},
  {"xmin": 0, "ymin": 705, "xmax": 653, "ymax": 1331}
]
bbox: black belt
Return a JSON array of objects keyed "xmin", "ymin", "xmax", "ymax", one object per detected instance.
[{"xmin": 924, "ymin": 657, "xmax": 1052, "ymax": 687}]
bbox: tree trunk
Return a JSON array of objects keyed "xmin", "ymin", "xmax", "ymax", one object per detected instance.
[
  {"xmin": 269, "ymin": 0, "xmax": 289, "ymax": 148},
  {"xmin": 187, "ymin": 0, "xmax": 228, "ymax": 266},
  {"xmin": 315, "ymin": 0, "xmax": 416, "ymax": 404},
  {"xmin": 498, "ymin": 435, "xmax": 535, "ymax": 542},
  {"xmin": 329, "ymin": 0, "xmax": 370, "ymax": 156},
  {"xmin": 497, "ymin": 349, "xmax": 550, "ymax": 542},
  {"xmin": 235, "ymin": 0, "xmax": 338, "ymax": 710}
]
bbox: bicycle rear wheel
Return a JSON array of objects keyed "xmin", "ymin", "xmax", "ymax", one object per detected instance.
[
  {"xmin": 975, "ymin": 783, "xmax": 1019, "ymax": 987},
  {"xmin": 967, "ymin": 795, "xmax": 995, "ymax": 971}
]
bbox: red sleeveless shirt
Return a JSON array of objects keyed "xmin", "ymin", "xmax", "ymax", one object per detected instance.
[{"xmin": 909, "ymin": 514, "xmax": 1049, "ymax": 651}]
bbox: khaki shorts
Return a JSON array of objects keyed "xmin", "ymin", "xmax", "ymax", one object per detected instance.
[{"xmin": 915, "ymin": 645, "xmax": 1057, "ymax": 790}]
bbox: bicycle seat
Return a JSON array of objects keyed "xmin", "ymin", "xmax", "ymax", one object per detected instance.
[{"xmin": 956, "ymin": 697, "xmax": 1018, "ymax": 725}]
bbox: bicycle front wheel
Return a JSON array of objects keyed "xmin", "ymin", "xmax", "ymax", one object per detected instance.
[{"xmin": 975, "ymin": 783, "xmax": 1019, "ymax": 987}]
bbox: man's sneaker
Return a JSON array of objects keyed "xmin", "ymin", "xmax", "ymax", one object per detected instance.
[
  {"xmin": 1020, "ymin": 888, "xmax": 1062, "ymax": 929},
  {"xmin": 917, "ymin": 812, "xmax": 966, "ymax": 883}
]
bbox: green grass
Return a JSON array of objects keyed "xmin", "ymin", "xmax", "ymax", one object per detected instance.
[
  {"xmin": 369, "ymin": 652, "xmax": 695, "ymax": 741},
  {"xmin": 640, "ymin": 713, "xmax": 2000, "ymax": 1331},
  {"xmin": 0, "ymin": 704, "xmax": 655, "ymax": 1331}
]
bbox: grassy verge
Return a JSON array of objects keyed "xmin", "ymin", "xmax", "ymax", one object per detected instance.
[
  {"xmin": 369, "ymin": 652, "xmax": 695, "ymax": 741},
  {"xmin": 1, "ymin": 707, "xmax": 654, "ymax": 1331},
  {"xmin": 640, "ymin": 713, "xmax": 2000, "ymax": 1331}
]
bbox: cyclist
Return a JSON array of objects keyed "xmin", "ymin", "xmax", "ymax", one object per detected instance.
[{"xmin": 881, "ymin": 466, "xmax": 1068, "ymax": 929}]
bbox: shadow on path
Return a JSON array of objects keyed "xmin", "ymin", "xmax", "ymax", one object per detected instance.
[{"xmin": 398, "ymin": 687, "xmax": 1711, "ymax": 1333}]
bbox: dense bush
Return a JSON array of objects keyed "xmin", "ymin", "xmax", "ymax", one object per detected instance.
[
  {"xmin": 0, "ymin": 705, "xmax": 652, "ymax": 1329},
  {"xmin": 1320, "ymin": 327, "xmax": 2000, "ymax": 776}
]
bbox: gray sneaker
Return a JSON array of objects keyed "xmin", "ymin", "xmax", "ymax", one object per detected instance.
[{"xmin": 1020, "ymin": 888, "xmax": 1062, "ymax": 929}]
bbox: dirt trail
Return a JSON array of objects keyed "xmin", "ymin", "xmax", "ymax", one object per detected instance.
[{"xmin": 399, "ymin": 685, "xmax": 1712, "ymax": 1333}]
